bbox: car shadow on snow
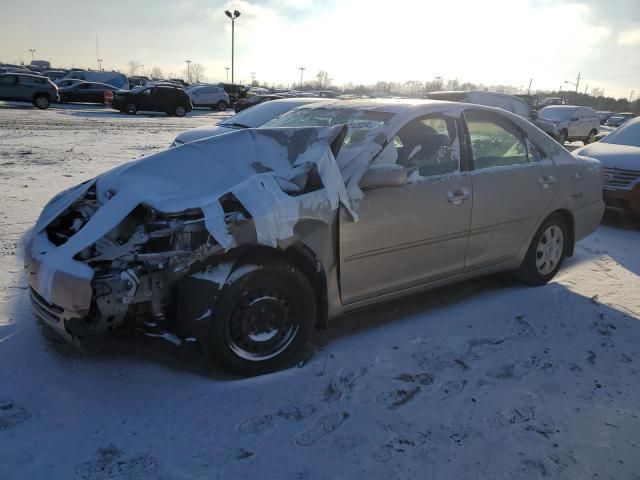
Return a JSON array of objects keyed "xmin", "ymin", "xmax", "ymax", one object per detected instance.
[{"xmin": 6, "ymin": 229, "xmax": 638, "ymax": 386}]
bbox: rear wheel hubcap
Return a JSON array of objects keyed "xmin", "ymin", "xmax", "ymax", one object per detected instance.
[{"xmin": 535, "ymin": 225, "xmax": 564, "ymax": 275}]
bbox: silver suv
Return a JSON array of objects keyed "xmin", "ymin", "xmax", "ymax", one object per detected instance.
[{"xmin": 0, "ymin": 73, "xmax": 59, "ymax": 109}]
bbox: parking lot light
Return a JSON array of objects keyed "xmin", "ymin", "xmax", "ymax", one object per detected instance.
[{"xmin": 225, "ymin": 9, "xmax": 241, "ymax": 83}]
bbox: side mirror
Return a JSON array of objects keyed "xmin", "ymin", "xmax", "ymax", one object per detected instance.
[{"xmin": 359, "ymin": 164, "xmax": 407, "ymax": 190}]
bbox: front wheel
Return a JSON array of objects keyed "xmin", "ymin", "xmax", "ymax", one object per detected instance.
[
  {"xmin": 209, "ymin": 260, "xmax": 316, "ymax": 376},
  {"xmin": 33, "ymin": 95, "xmax": 50, "ymax": 109},
  {"xmin": 585, "ymin": 129, "xmax": 597, "ymax": 144},
  {"xmin": 217, "ymin": 100, "xmax": 227, "ymax": 111},
  {"xmin": 516, "ymin": 213, "xmax": 569, "ymax": 286},
  {"xmin": 174, "ymin": 105, "xmax": 187, "ymax": 117}
]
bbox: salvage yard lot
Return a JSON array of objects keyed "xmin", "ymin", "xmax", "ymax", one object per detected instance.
[{"xmin": 1, "ymin": 103, "xmax": 639, "ymax": 479}]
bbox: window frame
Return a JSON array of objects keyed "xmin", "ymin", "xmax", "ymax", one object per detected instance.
[{"xmin": 461, "ymin": 109, "xmax": 543, "ymax": 171}]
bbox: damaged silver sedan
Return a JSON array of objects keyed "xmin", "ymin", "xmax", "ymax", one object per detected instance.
[{"xmin": 26, "ymin": 100, "xmax": 605, "ymax": 375}]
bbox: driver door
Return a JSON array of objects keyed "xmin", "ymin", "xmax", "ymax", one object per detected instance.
[{"xmin": 339, "ymin": 115, "xmax": 472, "ymax": 305}]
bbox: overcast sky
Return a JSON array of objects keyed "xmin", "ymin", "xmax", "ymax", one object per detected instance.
[{"xmin": 1, "ymin": 0, "xmax": 639, "ymax": 98}]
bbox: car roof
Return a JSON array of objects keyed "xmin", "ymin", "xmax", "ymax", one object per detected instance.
[{"xmin": 1, "ymin": 72, "xmax": 46, "ymax": 79}]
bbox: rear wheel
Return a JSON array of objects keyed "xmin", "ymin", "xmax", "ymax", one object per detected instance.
[
  {"xmin": 125, "ymin": 103, "xmax": 137, "ymax": 115},
  {"xmin": 516, "ymin": 213, "xmax": 569, "ymax": 286},
  {"xmin": 174, "ymin": 105, "xmax": 187, "ymax": 117},
  {"xmin": 217, "ymin": 100, "xmax": 227, "ymax": 111},
  {"xmin": 208, "ymin": 259, "xmax": 316, "ymax": 376},
  {"xmin": 33, "ymin": 95, "xmax": 50, "ymax": 109}
]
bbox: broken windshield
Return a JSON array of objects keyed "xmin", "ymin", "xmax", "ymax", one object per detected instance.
[{"xmin": 261, "ymin": 108, "xmax": 395, "ymax": 148}]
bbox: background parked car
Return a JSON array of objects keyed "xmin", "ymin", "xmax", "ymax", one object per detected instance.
[
  {"xmin": 574, "ymin": 117, "xmax": 640, "ymax": 217},
  {"xmin": 171, "ymin": 97, "xmax": 327, "ymax": 146},
  {"xmin": 187, "ymin": 85, "xmax": 229, "ymax": 110},
  {"xmin": 234, "ymin": 94, "xmax": 284, "ymax": 112},
  {"xmin": 596, "ymin": 111, "xmax": 614, "ymax": 125},
  {"xmin": 127, "ymin": 76, "xmax": 149, "ymax": 88},
  {"xmin": 606, "ymin": 112, "xmax": 638, "ymax": 127},
  {"xmin": 538, "ymin": 105, "xmax": 600, "ymax": 144},
  {"xmin": 58, "ymin": 82, "xmax": 118, "ymax": 104},
  {"xmin": 42, "ymin": 70, "xmax": 68, "ymax": 81},
  {"xmin": 0, "ymin": 73, "xmax": 59, "ymax": 109},
  {"xmin": 426, "ymin": 90, "xmax": 561, "ymax": 141},
  {"xmin": 54, "ymin": 78, "xmax": 84, "ymax": 88},
  {"xmin": 539, "ymin": 97, "xmax": 568, "ymax": 108},
  {"xmin": 62, "ymin": 70, "xmax": 129, "ymax": 89},
  {"xmin": 219, "ymin": 82, "xmax": 247, "ymax": 104},
  {"xmin": 111, "ymin": 85, "xmax": 192, "ymax": 116}
]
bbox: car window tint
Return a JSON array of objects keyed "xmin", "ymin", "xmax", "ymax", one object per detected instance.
[
  {"xmin": 465, "ymin": 111, "xmax": 528, "ymax": 169},
  {"xmin": 0, "ymin": 76, "xmax": 15, "ymax": 85}
]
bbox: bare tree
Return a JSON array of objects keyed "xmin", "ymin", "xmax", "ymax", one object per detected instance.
[
  {"xmin": 150, "ymin": 67, "xmax": 163, "ymax": 79},
  {"xmin": 128, "ymin": 60, "xmax": 141, "ymax": 76},
  {"xmin": 189, "ymin": 62, "xmax": 206, "ymax": 83}
]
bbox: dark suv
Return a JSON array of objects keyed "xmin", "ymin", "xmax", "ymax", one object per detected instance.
[
  {"xmin": 111, "ymin": 85, "xmax": 193, "ymax": 116},
  {"xmin": 0, "ymin": 73, "xmax": 59, "ymax": 109},
  {"xmin": 219, "ymin": 82, "xmax": 247, "ymax": 104}
]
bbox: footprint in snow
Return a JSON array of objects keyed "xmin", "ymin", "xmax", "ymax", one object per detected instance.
[
  {"xmin": 370, "ymin": 432, "xmax": 430, "ymax": 463},
  {"xmin": 0, "ymin": 398, "xmax": 31, "ymax": 431},
  {"xmin": 293, "ymin": 412, "xmax": 349, "ymax": 447},
  {"xmin": 430, "ymin": 379, "xmax": 468, "ymax": 401},
  {"xmin": 74, "ymin": 444, "xmax": 159, "ymax": 480},
  {"xmin": 487, "ymin": 406, "xmax": 535, "ymax": 428},
  {"xmin": 236, "ymin": 404, "xmax": 317, "ymax": 434}
]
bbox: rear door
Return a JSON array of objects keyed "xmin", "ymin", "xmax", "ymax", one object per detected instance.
[
  {"xmin": 0, "ymin": 75, "xmax": 18, "ymax": 100},
  {"xmin": 339, "ymin": 114, "xmax": 472, "ymax": 304},
  {"xmin": 463, "ymin": 109, "xmax": 558, "ymax": 270}
]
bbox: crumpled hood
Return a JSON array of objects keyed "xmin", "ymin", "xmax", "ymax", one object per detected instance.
[
  {"xmin": 574, "ymin": 142, "xmax": 640, "ymax": 171},
  {"xmin": 31, "ymin": 126, "xmax": 356, "ymax": 303}
]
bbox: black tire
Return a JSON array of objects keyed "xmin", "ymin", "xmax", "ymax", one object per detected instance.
[
  {"xmin": 33, "ymin": 94, "xmax": 50, "ymax": 110},
  {"xmin": 125, "ymin": 103, "xmax": 137, "ymax": 115},
  {"xmin": 584, "ymin": 129, "xmax": 597, "ymax": 145},
  {"xmin": 516, "ymin": 213, "xmax": 569, "ymax": 286},
  {"xmin": 209, "ymin": 259, "xmax": 316, "ymax": 376},
  {"xmin": 174, "ymin": 104, "xmax": 187, "ymax": 117},
  {"xmin": 217, "ymin": 100, "xmax": 227, "ymax": 111}
]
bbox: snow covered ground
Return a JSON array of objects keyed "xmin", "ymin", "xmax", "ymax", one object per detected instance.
[{"xmin": 1, "ymin": 103, "xmax": 639, "ymax": 479}]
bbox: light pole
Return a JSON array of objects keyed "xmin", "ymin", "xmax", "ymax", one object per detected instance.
[
  {"xmin": 250, "ymin": 71, "xmax": 256, "ymax": 85},
  {"xmin": 185, "ymin": 60, "xmax": 192, "ymax": 83},
  {"xmin": 225, "ymin": 67, "xmax": 230, "ymax": 82},
  {"xmin": 299, "ymin": 67, "xmax": 305, "ymax": 90},
  {"xmin": 28, "ymin": 49, "xmax": 36, "ymax": 62},
  {"xmin": 140, "ymin": 64, "xmax": 145, "ymax": 76},
  {"xmin": 97, "ymin": 58, "xmax": 103, "ymax": 71},
  {"xmin": 225, "ymin": 10, "xmax": 241, "ymax": 84},
  {"xmin": 564, "ymin": 72, "xmax": 581, "ymax": 101}
]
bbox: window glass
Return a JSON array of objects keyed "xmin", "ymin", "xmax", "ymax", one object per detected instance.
[
  {"xmin": 18, "ymin": 76, "xmax": 37, "ymax": 85},
  {"xmin": 374, "ymin": 116, "xmax": 459, "ymax": 177},
  {"xmin": 465, "ymin": 112, "xmax": 528, "ymax": 169},
  {"xmin": 0, "ymin": 75, "xmax": 15, "ymax": 85},
  {"xmin": 263, "ymin": 107, "xmax": 394, "ymax": 149}
]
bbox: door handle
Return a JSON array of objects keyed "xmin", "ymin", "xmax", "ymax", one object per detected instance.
[
  {"xmin": 447, "ymin": 189, "xmax": 471, "ymax": 205},
  {"xmin": 537, "ymin": 176, "xmax": 557, "ymax": 188}
]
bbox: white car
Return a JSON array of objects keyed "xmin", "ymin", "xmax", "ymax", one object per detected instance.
[
  {"xmin": 538, "ymin": 106, "xmax": 600, "ymax": 145},
  {"xmin": 574, "ymin": 117, "xmax": 640, "ymax": 216},
  {"xmin": 171, "ymin": 97, "xmax": 329, "ymax": 146},
  {"xmin": 187, "ymin": 85, "xmax": 230, "ymax": 111}
]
